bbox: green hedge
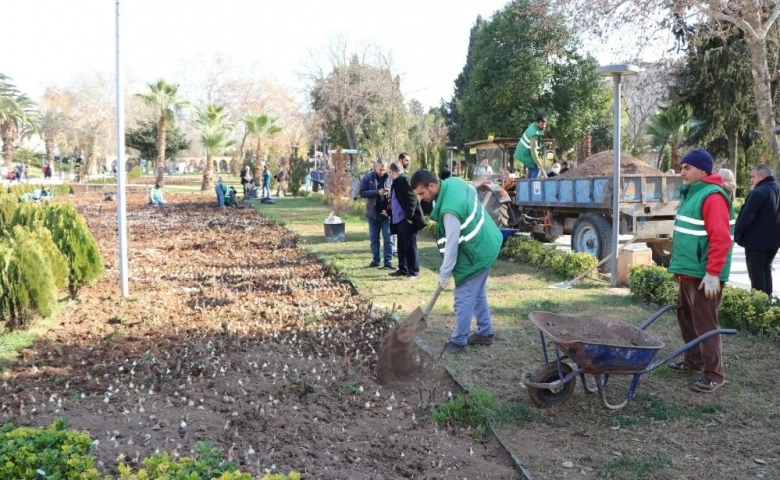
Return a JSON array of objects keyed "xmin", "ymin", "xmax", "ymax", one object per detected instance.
[
  {"xmin": 628, "ymin": 265, "xmax": 780, "ymax": 335},
  {"xmin": 502, "ymin": 235, "xmax": 598, "ymax": 279},
  {"xmin": 1, "ymin": 420, "xmax": 300, "ymax": 479}
]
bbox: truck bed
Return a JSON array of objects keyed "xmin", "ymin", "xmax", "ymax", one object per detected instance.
[{"xmin": 513, "ymin": 174, "xmax": 682, "ymax": 211}]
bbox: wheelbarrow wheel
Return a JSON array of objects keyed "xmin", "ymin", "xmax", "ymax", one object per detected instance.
[{"xmin": 528, "ymin": 362, "xmax": 575, "ymax": 408}]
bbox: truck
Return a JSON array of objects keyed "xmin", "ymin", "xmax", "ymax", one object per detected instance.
[{"xmin": 465, "ymin": 138, "xmax": 680, "ymax": 267}]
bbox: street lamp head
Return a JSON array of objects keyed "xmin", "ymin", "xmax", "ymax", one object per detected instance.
[{"xmin": 596, "ymin": 64, "xmax": 640, "ymax": 77}]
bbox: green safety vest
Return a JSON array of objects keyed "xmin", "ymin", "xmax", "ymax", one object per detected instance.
[
  {"xmin": 514, "ymin": 122, "xmax": 543, "ymax": 169},
  {"xmin": 430, "ymin": 178, "xmax": 503, "ymax": 285},
  {"xmin": 668, "ymin": 181, "xmax": 734, "ymax": 281}
]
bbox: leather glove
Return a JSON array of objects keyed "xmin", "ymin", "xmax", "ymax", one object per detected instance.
[
  {"xmin": 438, "ymin": 275, "xmax": 451, "ymax": 290},
  {"xmin": 698, "ymin": 273, "xmax": 721, "ymax": 299}
]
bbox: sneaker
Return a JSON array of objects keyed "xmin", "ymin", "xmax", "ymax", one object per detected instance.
[
  {"xmin": 691, "ymin": 377, "xmax": 725, "ymax": 393},
  {"xmin": 366, "ymin": 262, "xmax": 381, "ymax": 268},
  {"xmin": 667, "ymin": 361, "xmax": 700, "ymax": 373},
  {"xmin": 388, "ymin": 270, "xmax": 406, "ymax": 277},
  {"xmin": 403, "ymin": 275, "xmax": 418, "ymax": 281},
  {"xmin": 442, "ymin": 342, "xmax": 467, "ymax": 354},
  {"xmin": 383, "ymin": 263, "xmax": 395, "ymax": 270},
  {"xmin": 467, "ymin": 333, "xmax": 494, "ymax": 346}
]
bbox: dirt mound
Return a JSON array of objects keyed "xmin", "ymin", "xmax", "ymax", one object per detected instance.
[{"xmin": 560, "ymin": 150, "xmax": 663, "ymax": 178}]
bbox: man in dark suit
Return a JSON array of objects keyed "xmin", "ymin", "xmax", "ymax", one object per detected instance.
[
  {"xmin": 734, "ymin": 164, "xmax": 780, "ymax": 295},
  {"xmin": 388, "ymin": 160, "xmax": 427, "ymax": 279}
]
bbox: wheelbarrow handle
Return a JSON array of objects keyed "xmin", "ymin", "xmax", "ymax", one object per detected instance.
[
  {"xmin": 639, "ymin": 305, "xmax": 681, "ymax": 330},
  {"xmin": 649, "ymin": 328, "xmax": 738, "ymax": 372}
]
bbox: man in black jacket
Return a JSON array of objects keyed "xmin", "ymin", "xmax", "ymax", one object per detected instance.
[
  {"xmin": 734, "ymin": 164, "xmax": 780, "ymax": 295},
  {"xmin": 388, "ymin": 161, "xmax": 427, "ymax": 279},
  {"xmin": 359, "ymin": 159, "xmax": 394, "ymax": 269}
]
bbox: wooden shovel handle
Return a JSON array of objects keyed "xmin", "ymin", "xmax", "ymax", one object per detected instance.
[{"xmin": 423, "ymin": 284, "xmax": 444, "ymax": 318}]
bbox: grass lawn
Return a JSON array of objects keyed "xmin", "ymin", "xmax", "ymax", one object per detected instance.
[{"xmin": 252, "ymin": 194, "xmax": 780, "ymax": 479}]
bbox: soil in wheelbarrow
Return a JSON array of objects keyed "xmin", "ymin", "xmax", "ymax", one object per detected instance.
[
  {"xmin": 559, "ymin": 150, "xmax": 664, "ymax": 178},
  {"xmin": 538, "ymin": 314, "xmax": 649, "ymax": 347}
]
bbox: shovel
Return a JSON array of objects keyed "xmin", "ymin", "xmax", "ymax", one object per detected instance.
[
  {"xmin": 549, "ymin": 236, "xmax": 638, "ymax": 289},
  {"xmin": 376, "ymin": 284, "xmax": 444, "ymax": 384}
]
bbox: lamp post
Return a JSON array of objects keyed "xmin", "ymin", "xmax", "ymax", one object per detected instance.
[
  {"xmin": 596, "ymin": 64, "xmax": 640, "ymax": 287},
  {"xmin": 446, "ymin": 146, "xmax": 457, "ymax": 174}
]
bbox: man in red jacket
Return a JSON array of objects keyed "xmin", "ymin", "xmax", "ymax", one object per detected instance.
[{"xmin": 666, "ymin": 148, "xmax": 734, "ymax": 393}]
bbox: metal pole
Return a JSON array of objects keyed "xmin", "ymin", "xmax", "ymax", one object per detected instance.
[
  {"xmin": 610, "ymin": 74, "xmax": 622, "ymax": 287},
  {"xmin": 116, "ymin": 0, "xmax": 129, "ymax": 296}
]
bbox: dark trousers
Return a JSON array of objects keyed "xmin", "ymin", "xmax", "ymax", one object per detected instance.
[
  {"xmin": 395, "ymin": 220, "xmax": 419, "ymax": 276},
  {"xmin": 677, "ymin": 277, "xmax": 725, "ymax": 383},
  {"xmin": 745, "ymin": 248, "xmax": 778, "ymax": 296}
]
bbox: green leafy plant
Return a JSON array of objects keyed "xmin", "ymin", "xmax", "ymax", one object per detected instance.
[
  {"xmin": 128, "ymin": 165, "xmax": 143, "ymax": 180},
  {"xmin": 501, "ymin": 236, "xmax": 597, "ymax": 279},
  {"xmin": 430, "ymin": 389, "xmax": 496, "ymax": 439},
  {"xmin": 627, "ymin": 265, "xmax": 677, "ymax": 306},
  {"xmin": 0, "ymin": 418, "xmax": 101, "ymax": 479},
  {"xmin": 118, "ymin": 441, "xmax": 253, "ymax": 479},
  {"xmin": 628, "ymin": 265, "xmax": 780, "ymax": 335}
]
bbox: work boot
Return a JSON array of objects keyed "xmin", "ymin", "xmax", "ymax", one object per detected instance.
[{"xmin": 467, "ymin": 333, "xmax": 494, "ymax": 346}]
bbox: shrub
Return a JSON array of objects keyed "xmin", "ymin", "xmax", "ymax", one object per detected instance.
[
  {"xmin": 628, "ymin": 265, "xmax": 677, "ymax": 305},
  {"xmin": 628, "ymin": 265, "xmax": 780, "ymax": 335},
  {"xmin": 501, "ymin": 235, "xmax": 597, "ymax": 279},
  {"xmin": 0, "ymin": 225, "xmax": 68, "ymax": 330},
  {"xmin": 351, "ymin": 199, "xmax": 366, "ymax": 216},
  {"xmin": 32, "ymin": 203, "xmax": 103, "ymax": 297},
  {"xmin": 117, "ymin": 441, "xmax": 300, "ymax": 480},
  {"xmin": 128, "ymin": 165, "xmax": 142, "ymax": 180},
  {"xmin": 0, "ymin": 418, "xmax": 100, "ymax": 479}
]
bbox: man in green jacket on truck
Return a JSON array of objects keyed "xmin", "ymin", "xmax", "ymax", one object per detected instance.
[
  {"xmin": 411, "ymin": 170, "xmax": 504, "ymax": 354},
  {"xmin": 514, "ymin": 115, "xmax": 547, "ymax": 179}
]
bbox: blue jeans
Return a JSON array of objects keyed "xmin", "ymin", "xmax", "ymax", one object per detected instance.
[
  {"xmin": 451, "ymin": 268, "xmax": 494, "ymax": 346},
  {"xmin": 527, "ymin": 167, "xmax": 541, "ymax": 179},
  {"xmin": 367, "ymin": 216, "xmax": 393, "ymax": 266}
]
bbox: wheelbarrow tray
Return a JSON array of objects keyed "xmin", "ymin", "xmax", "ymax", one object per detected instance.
[{"xmin": 529, "ymin": 312, "xmax": 665, "ymax": 374}]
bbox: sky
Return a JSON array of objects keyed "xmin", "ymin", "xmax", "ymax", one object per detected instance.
[{"xmin": 4, "ymin": 0, "xmax": 519, "ymax": 110}]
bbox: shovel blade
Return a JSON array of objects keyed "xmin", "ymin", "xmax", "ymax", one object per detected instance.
[{"xmin": 396, "ymin": 307, "xmax": 427, "ymax": 342}]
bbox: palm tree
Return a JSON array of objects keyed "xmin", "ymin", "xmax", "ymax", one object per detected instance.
[
  {"xmin": 647, "ymin": 105, "xmax": 703, "ymax": 171},
  {"xmin": 26, "ymin": 109, "xmax": 70, "ymax": 171},
  {"xmin": 242, "ymin": 113, "xmax": 282, "ymax": 185},
  {"xmin": 195, "ymin": 103, "xmax": 234, "ymax": 191},
  {"xmin": 136, "ymin": 79, "xmax": 189, "ymax": 184},
  {"xmin": 0, "ymin": 74, "xmax": 38, "ymax": 169}
]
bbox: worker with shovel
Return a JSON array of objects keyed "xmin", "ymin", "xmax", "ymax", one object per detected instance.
[{"xmin": 411, "ymin": 170, "xmax": 503, "ymax": 353}]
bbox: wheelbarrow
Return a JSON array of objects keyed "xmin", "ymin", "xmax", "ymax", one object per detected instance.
[{"xmin": 522, "ymin": 305, "xmax": 737, "ymax": 410}]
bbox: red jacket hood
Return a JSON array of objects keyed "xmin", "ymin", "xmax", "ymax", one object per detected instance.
[{"xmin": 700, "ymin": 173, "xmax": 724, "ymax": 188}]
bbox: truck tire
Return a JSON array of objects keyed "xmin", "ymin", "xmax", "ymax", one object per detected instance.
[
  {"xmin": 571, "ymin": 214, "xmax": 613, "ymax": 271},
  {"xmin": 648, "ymin": 240, "xmax": 672, "ymax": 267},
  {"xmin": 477, "ymin": 187, "xmax": 508, "ymax": 228},
  {"xmin": 312, "ymin": 181, "xmax": 320, "ymax": 193}
]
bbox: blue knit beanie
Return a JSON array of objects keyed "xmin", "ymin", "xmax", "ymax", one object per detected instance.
[{"xmin": 681, "ymin": 148, "xmax": 713, "ymax": 174}]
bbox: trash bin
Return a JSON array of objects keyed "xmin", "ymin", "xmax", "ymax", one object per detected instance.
[{"xmin": 324, "ymin": 222, "xmax": 346, "ymax": 243}]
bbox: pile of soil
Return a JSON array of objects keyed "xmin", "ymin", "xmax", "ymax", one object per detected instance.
[
  {"xmin": 560, "ymin": 150, "xmax": 664, "ymax": 178},
  {"xmin": 0, "ymin": 192, "xmax": 517, "ymax": 479}
]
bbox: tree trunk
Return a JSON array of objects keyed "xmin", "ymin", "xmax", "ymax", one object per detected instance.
[
  {"xmin": 252, "ymin": 141, "xmax": 263, "ymax": 187},
  {"xmin": 1, "ymin": 121, "xmax": 15, "ymax": 169},
  {"xmin": 157, "ymin": 115, "xmax": 167, "ymax": 183},
  {"xmin": 744, "ymin": 36, "xmax": 779, "ymax": 170},
  {"xmin": 670, "ymin": 142, "xmax": 680, "ymax": 171},
  {"xmin": 201, "ymin": 153, "xmax": 214, "ymax": 191},
  {"xmin": 45, "ymin": 136, "xmax": 55, "ymax": 168}
]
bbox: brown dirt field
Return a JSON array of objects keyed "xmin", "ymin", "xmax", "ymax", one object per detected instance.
[
  {"xmin": 0, "ymin": 192, "xmax": 518, "ymax": 479},
  {"xmin": 560, "ymin": 151, "xmax": 664, "ymax": 178}
]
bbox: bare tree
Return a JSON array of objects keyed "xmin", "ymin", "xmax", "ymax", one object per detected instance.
[{"xmin": 547, "ymin": 0, "xmax": 780, "ymax": 168}]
